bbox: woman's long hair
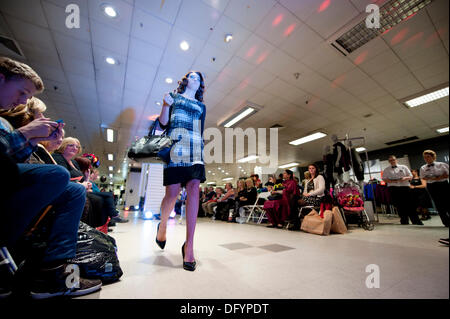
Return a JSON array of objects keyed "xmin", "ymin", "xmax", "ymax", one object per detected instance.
[
  {"xmin": 285, "ymin": 169, "xmax": 294, "ymax": 180},
  {"xmin": 308, "ymin": 164, "xmax": 320, "ymax": 179},
  {"xmin": 176, "ymin": 71, "xmax": 205, "ymax": 102}
]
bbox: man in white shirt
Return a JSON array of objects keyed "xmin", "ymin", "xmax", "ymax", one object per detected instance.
[
  {"xmin": 420, "ymin": 150, "xmax": 449, "ymax": 230},
  {"xmin": 382, "ymin": 155, "xmax": 422, "ymax": 225}
]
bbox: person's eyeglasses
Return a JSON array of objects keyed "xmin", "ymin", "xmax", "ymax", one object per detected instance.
[{"xmin": 68, "ymin": 144, "xmax": 80, "ymax": 149}]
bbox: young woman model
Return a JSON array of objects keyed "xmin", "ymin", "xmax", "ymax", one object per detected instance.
[{"xmin": 156, "ymin": 71, "xmax": 207, "ymax": 271}]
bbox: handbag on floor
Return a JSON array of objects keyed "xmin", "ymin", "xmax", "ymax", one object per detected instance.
[{"xmin": 127, "ymin": 119, "xmax": 175, "ymax": 163}]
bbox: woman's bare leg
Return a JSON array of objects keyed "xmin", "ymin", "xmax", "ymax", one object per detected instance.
[
  {"xmin": 183, "ymin": 179, "xmax": 200, "ymax": 262},
  {"xmin": 157, "ymin": 183, "xmax": 181, "ymax": 242}
]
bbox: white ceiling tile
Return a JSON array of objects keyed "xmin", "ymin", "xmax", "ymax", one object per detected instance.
[
  {"xmin": 0, "ymin": 0, "xmax": 48, "ymax": 28},
  {"xmin": 208, "ymin": 71, "xmax": 241, "ymax": 95},
  {"xmin": 90, "ymin": 20, "xmax": 130, "ymax": 56},
  {"xmin": 175, "ymin": 0, "xmax": 222, "ymax": 41},
  {"xmin": 135, "ymin": 0, "xmax": 182, "ymax": 25},
  {"xmin": 224, "ymin": 0, "xmax": 276, "ymax": 31},
  {"xmin": 195, "ymin": 42, "xmax": 233, "ymax": 72},
  {"xmin": 242, "ymin": 67, "xmax": 277, "ymax": 90},
  {"xmin": 60, "ymin": 56, "xmax": 95, "ymax": 78},
  {"xmin": 4, "ymin": 15, "xmax": 54, "ymax": 49},
  {"xmin": 235, "ymin": 34, "xmax": 276, "ymax": 66},
  {"xmin": 278, "ymin": 0, "xmax": 320, "ymax": 22},
  {"xmin": 349, "ymin": 0, "xmax": 389, "ymax": 13},
  {"xmin": 304, "ymin": 0, "xmax": 359, "ymax": 39},
  {"xmin": 254, "ymin": 3, "xmax": 303, "ymax": 47},
  {"xmin": 202, "ymin": 0, "xmax": 230, "ymax": 12},
  {"xmin": 53, "ymin": 31, "xmax": 93, "ymax": 63},
  {"xmin": 18, "ymin": 41, "xmax": 61, "ymax": 69},
  {"xmin": 128, "ymin": 36, "xmax": 164, "ymax": 66},
  {"xmin": 131, "ymin": 7, "xmax": 172, "ymax": 49},
  {"xmin": 315, "ymin": 55, "xmax": 356, "ymax": 81},
  {"xmin": 301, "ymin": 42, "xmax": 342, "ymax": 72},
  {"xmin": 358, "ymin": 49, "xmax": 400, "ymax": 75},
  {"xmin": 30, "ymin": 64, "xmax": 66, "ymax": 83},
  {"xmin": 280, "ymin": 23, "xmax": 323, "ymax": 61},
  {"xmin": 221, "ymin": 56, "xmax": 256, "ymax": 82}
]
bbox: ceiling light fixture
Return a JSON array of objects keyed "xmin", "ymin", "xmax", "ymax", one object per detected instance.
[
  {"xmin": 180, "ymin": 41, "xmax": 190, "ymax": 51},
  {"xmin": 279, "ymin": 162, "xmax": 300, "ymax": 169},
  {"xmin": 108, "ymin": 154, "xmax": 114, "ymax": 161},
  {"xmin": 105, "ymin": 57, "xmax": 116, "ymax": 65},
  {"xmin": 289, "ymin": 132, "xmax": 327, "ymax": 146},
  {"xmin": 109, "ymin": 166, "xmax": 114, "ymax": 171},
  {"xmin": 238, "ymin": 155, "xmax": 259, "ymax": 163},
  {"xmin": 103, "ymin": 5, "xmax": 117, "ymax": 18},
  {"xmin": 223, "ymin": 177, "xmax": 233, "ymax": 181},
  {"xmin": 109, "ymin": 173, "xmax": 113, "ymax": 178},
  {"xmin": 436, "ymin": 127, "xmax": 449, "ymax": 134},
  {"xmin": 403, "ymin": 86, "xmax": 449, "ymax": 108},
  {"xmin": 225, "ymin": 34, "xmax": 233, "ymax": 43},
  {"xmin": 356, "ymin": 147, "xmax": 367, "ymax": 152},
  {"xmin": 165, "ymin": 77, "xmax": 173, "ymax": 84},
  {"xmin": 106, "ymin": 128, "xmax": 114, "ymax": 142},
  {"xmin": 222, "ymin": 107, "xmax": 255, "ymax": 128}
]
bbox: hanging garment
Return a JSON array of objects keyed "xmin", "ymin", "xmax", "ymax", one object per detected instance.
[
  {"xmin": 350, "ymin": 148, "xmax": 365, "ymax": 181},
  {"xmin": 333, "ymin": 142, "xmax": 351, "ymax": 173},
  {"xmin": 323, "ymin": 153, "xmax": 335, "ymax": 189}
]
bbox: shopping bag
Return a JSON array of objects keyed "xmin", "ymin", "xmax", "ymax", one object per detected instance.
[
  {"xmin": 300, "ymin": 210, "xmax": 332, "ymax": 236},
  {"xmin": 330, "ymin": 206, "xmax": 347, "ymax": 234}
]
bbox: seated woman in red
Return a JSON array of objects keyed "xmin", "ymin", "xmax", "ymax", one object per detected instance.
[{"xmin": 264, "ymin": 169, "xmax": 300, "ymax": 228}]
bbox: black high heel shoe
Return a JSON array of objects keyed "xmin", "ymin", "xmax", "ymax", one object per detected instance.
[
  {"xmin": 181, "ymin": 243, "xmax": 196, "ymax": 271},
  {"xmin": 155, "ymin": 223, "xmax": 166, "ymax": 249}
]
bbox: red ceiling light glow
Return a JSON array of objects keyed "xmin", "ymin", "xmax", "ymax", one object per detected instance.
[
  {"xmin": 272, "ymin": 14, "xmax": 283, "ymax": 26},
  {"xmin": 318, "ymin": 0, "xmax": 331, "ymax": 13},
  {"xmin": 284, "ymin": 24, "xmax": 296, "ymax": 37}
]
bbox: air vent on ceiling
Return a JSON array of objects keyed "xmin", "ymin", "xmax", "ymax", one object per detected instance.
[
  {"xmin": 385, "ymin": 136, "xmax": 419, "ymax": 146},
  {"xmin": 328, "ymin": 0, "xmax": 434, "ymax": 55},
  {"xmin": 0, "ymin": 35, "xmax": 24, "ymax": 57}
]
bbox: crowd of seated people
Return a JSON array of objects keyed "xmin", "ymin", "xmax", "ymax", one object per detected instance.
[
  {"xmin": 198, "ymin": 167, "xmax": 328, "ymax": 229},
  {"xmin": 0, "ymin": 56, "xmax": 125, "ymax": 299}
]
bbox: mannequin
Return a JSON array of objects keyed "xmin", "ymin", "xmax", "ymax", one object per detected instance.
[
  {"xmin": 331, "ymin": 134, "xmax": 351, "ymax": 184},
  {"xmin": 322, "ymin": 145, "xmax": 335, "ymax": 190}
]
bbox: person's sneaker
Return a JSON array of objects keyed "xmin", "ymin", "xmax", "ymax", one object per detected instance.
[
  {"xmin": 112, "ymin": 216, "xmax": 129, "ymax": 223},
  {"xmin": 30, "ymin": 263, "xmax": 102, "ymax": 299},
  {"xmin": 438, "ymin": 238, "xmax": 449, "ymax": 246}
]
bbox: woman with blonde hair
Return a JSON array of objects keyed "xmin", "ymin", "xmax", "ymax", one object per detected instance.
[
  {"xmin": 52, "ymin": 137, "xmax": 91, "ymax": 190},
  {"xmin": 0, "ymin": 96, "xmax": 47, "ymax": 128}
]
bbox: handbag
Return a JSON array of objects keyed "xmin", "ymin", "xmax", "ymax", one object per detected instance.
[{"xmin": 127, "ymin": 119, "xmax": 175, "ymax": 164}]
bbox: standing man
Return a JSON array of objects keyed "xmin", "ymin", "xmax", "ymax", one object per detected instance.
[
  {"xmin": 420, "ymin": 150, "xmax": 449, "ymax": 231},
  {"xmin": 382, "ymin": 155, "xmax": 422, "ymax": 225}
]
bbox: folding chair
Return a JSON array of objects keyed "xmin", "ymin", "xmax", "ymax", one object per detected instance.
[{"xmin": 244, "ymin": 192, "xmax": 271, "ymax": 224}]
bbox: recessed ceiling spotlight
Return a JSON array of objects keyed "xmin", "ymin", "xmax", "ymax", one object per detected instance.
[
  {"xmin": 103, "ymin": 5, "xmax": 117, "ymax": 18},
  {"xmin": 225, "ymin": 34, "xmax": 233, "ymax": 43},
  {"xmin": 165, "ymin": 77, "xmax": 173, "ymax": 84},
  {"xmin": 155, "ymin": 101, "xmax": 161, "ymax": 106},
  {"xmin": 180, "ymin": 41, "xmax": 190, "ymax": 51},
  {"xmin": 105, "ymin": 57, "xmax": 116, "ymax": 65}
]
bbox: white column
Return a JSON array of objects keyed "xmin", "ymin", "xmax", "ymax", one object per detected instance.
[{"xmin": 143, "ymin": 163, "xmax": 165, "ymax": 215}]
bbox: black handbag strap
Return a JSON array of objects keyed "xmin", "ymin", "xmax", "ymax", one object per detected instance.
[{"xmin": 148, "ymin": 118, "xmax": 166, "ymax": 137}]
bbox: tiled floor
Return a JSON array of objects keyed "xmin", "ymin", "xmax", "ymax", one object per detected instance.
[{"xmin": 77, "ymin": 212, "xmax": 449, "ymax": 299}]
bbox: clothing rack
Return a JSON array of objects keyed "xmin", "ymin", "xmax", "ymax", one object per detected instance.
[{"xmin": 336, "ymin": 134, "xmax": 378, "ymax": 222}]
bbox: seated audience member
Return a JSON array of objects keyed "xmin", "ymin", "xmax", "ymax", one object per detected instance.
[
  {"xmin": 265, "ymin": 175, "xmax": 276, "ymax": 186},
  {"xmin": 294, "ymin": 176, "xmax": 303, "ymax": 193},
  {"xmin": 264, "ymin": 170, "xmax": 300, "ymax": 228},
  {"xmin": 202, "ymin": 187, "xmax": 224, "ymax": 217},
  {"xmin": 215, "ymin": 183, "xmax": 236, "ymax": 221},
  {"xmin": 298, "ymin": 164, "xmax": 326, "ymax": 209},
  {"xmin": 276, "ymin": 173, "xmax": 283, "ymax": 184},
  {"xmin": 410, "ymin": 169, "xmax": 432, "ymax": 220},
  {"xmin": 236, "ymin": 178, "xmax": 258, "ymax": 220},
  {"xmin": 302, "ymin": 171, "xmax": 311, "ymax": 187},
  {"xmin": 89, "ymin": 169, "xmax": 101, "ymax": 193},
  {"xmin": 0, "ymin": 56, "xmax": 101, "ymax": 298},
  {"xmin": 201, "ymin": 187, "xmax": 216, "ymax": 216}
]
